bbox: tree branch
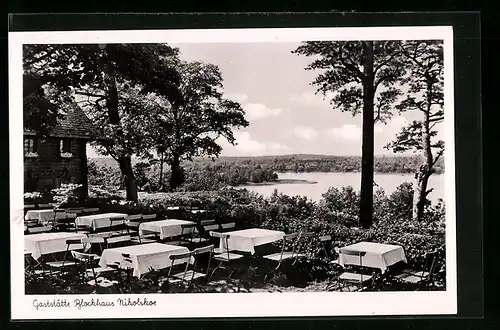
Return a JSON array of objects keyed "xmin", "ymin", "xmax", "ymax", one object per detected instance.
[
  {"xmin": 431, "ymin": 149, "xmax": 444, "ymax": 168},
  {"xmin": 424, "ymin": 188, "xmax": 434, "ymax": 197},
  {"xmin": 429, "ymin": 116, "xmax": 444, "ymax": 122},
  {"xmin": 374, "ymin": 53, "xmax": 396, "ymax": 75},
  {"xmin": 23, "ymin": 49, "xmax": 57, "ymax": 67},
  {"xmin": 339, "ymin": 45, "xmax": 364, "ymax": 81},
  {"xmin": 74, "ymin": 90, "xmax": 106, "ymax": 98}
]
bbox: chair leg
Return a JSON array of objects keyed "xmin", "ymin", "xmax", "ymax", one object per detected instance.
[{"xmin": 209, "ymin": 263, "xmax": 222, "ymax": 281}]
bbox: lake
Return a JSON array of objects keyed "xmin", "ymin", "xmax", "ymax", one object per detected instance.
[{"xmin": 238, "ymin": 172, "xmax": 445, "ymax": 203}]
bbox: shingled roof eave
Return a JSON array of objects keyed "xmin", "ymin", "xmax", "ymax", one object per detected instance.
[{"xmin": 23, "ymin": 129, "xmax": 106, "ymax": 141}]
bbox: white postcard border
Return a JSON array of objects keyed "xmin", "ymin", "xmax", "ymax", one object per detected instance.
[{"xmin": 9, "ymin": 26, "xmax": 457, "ymax": 319}]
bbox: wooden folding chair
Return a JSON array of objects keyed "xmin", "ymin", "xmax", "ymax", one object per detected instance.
[
  {"xmin": 71, "ymin": 250, "xmax": 116, "ymax": 287},
  {"xmin": 336, "ymin": 250, "xmax": 374, "ymax": 292},
  {"xmin": 44, "ymin": 239, "xmax": 81, "ymax": 275},
  {"xmin": 177, "ymin": 223, "xmax": 206, "ymax": 245},
  {"xmin": 209, "ymin": 231, "xmax": 247, "ymax": 281},
  {"xmin": 319, "ymin": 235, "xmax": 340, "ymax": 260},
  {"xmin": 103, "ymin": 216, "xmax": 132, "ymax": 248},
  {"xmin": 53, "ymin": 208, "xmax": 74, "ymax": 231},
  {"xmin": 127, "ymin": 214, "xmax": 157, "ymax": 244},
  {"xmin": 262, "ymin": 233, "xmax": 304, "ymax": 283},
  {"xmin": 24, "ymin": 250, "xmax": 44, "ymax": 276},
  {"xmin": 395, "ymin": 250, "xmax": 439, "ymax": 288},
  {"xmin": 199, "ymin": 220, "xmax": 221, "ymax": 249},
  {"xmin": 167, "ymin": 245, "xmax": 214, "ymax": 291}
]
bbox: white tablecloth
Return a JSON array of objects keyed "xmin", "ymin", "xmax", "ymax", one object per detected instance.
[
  {"xmin": 25, "ymin": 210, "xmax": 72, "ymax": 224},
  {"xmin": 75, "ymin": 213, "xmax": 127, "ymax": 230},
  {"xmin": 339, "ymin": 241, "xmax": 408, "ymax": 273},
  {"xmin": 24, "ymin": 232, "xmax": 88, "ymax": 260},
  {"xmin": 220, "ymin": 228, "xmax": 285, "ymax": 254},
  {"xmin": 139, "ymin": 219, "xmax": 196, "ymax": 240},
  {"xmin": 99, "ymin": 243, "xmax": 194, "ymax": 277}
]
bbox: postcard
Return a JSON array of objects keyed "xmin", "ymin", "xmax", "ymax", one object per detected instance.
[{"xmin": 10, "ymin": 25, "xmax": 456, "ymax": 319}]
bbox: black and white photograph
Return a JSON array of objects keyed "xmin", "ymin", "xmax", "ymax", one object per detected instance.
[{"xmin": 10, "ymin": 26, "xmax": 456, "ymax": 318}]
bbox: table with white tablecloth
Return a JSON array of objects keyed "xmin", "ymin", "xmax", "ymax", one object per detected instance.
[
  {"xmin": 75, "ymin": 213, "xmax": 127, "ymax": 230},
  {"xmin": 138, "ymin": 219, "xmax": 196, "ymax": 240},
  {"xmin": 339, "ymin": 241, "xmax": 408, "ymax": 273},
  {"xmin": 25, "ymin": 209, "xmax": 74, "ymax": 225},
  {"xmin": 24, "ymin": 232, "xmax": 88, "ymax": 260},
  {"xmin": 220, "ymin": 228, "xmax": 285, "ymax": 254},
  {"xmin": 98, "ymin": 243, "xmax": 194, "ymax": 277}
]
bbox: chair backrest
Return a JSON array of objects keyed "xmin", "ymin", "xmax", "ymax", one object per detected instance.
[
  {"xmin": 319, "ymin": 235, "xmax": 332, "ymax": 242},
  {"xmin": 82, "ymin": 236, "xmax": 105, "ymax": 245},
  {"xmin": 277, "ymin": 233, "xmax": 300, "ymax": 259},
  {"xmin": 209, "ymin": 231, "xmax": 227, "ymax": 239},
  {"xmin": 169, "ymin": 251, "xmax": 193, "ymax": 261},
  {"xmin": 168, "ymin": 251, "xmax": 194, "ymax": 280},
  {"xmin": 127, "ymin": 214, "xmax": 143, "ymax": 221},
  {"xmin": 38, "ymin": 203, "xmax": 52, "ymax": 209},
  {"xmin": 284, "ymin": 233, "xmax": 299, "ymax": 240},
  {"xmin": 83, "ymin": 207, "xmax": 100, "ymax": 215},
  {"xmin": 339, "ymin": 249, "xmax": 366, "ymax": 267},
  {"xmin": 194, "ymin": 244, "xmax": 214, "ymax": 256},
  {"xmin": 126, "ymin": 214, "xmax": 142, "ymax": 229},
  {"xmin": 71, "ymin": 250, "xmax": 96, "ymax": 263},
  {"xmin": 24, "ymin": 219, "xmax": 39, "ymax": 227},
  {"xmin": 27, "ymin": 226, "xmax": 53, "ymax": 234},
  {"xmin": 24, "ymin": 204, "xmax": 36, "ymax": 209},
  {"xmin": 66, "ymin": 239, "xmax": 82, "ymax": 248},
  {"xmin": 200, "ymin": 219, "xmax": 215, "ymax": 225},
  {"xmin": 194, "ymin": 245, "xmax": 214, "ymax": 277},
  {"xmin": 142, "ymin": 214, "xmax": 157, "ymax": 221},
  {"xmin": 300, "ymin": 231, "xmax": 315, "ymax": 238},
  {"xmin": 67, "ymin": 207, "xmax": 84, "ymax": 215},
  {"xmin": 126, "ymin": 221, "xmax": 141, "ymax": 229},
  {"xmin": 109, "ymin": 216, "xmax": 129, "ymax": 235},
  {"xmin": 202, "ymin": 220, "xmax": 220, "ymax": 232},
  {"xmin": 221, "ymin": 222, "xmax": 236, "ymax": 230},
  {"xmin": 423, "ymin": 250, "xmax": 439, "ymax": 280}
]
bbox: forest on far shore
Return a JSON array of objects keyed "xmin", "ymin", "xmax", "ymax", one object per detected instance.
[{"xmin": 88, "ymin": 154, "xmax": 445, "ymax": 192}]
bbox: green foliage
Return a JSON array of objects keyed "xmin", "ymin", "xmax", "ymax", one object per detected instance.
[
  {"xmin": 196, "ymin": 155, "xmax": 445, "ymax": 174},
  {"xmin": 292, "ymin": 41, "xmax": 406, "ymax": 123},
  {"xmin": 88, "ymin": 158, "xmax": 281, "ymax": 193},
  {"xmin": 87, "ymin": 159, "xmax": 123, "ymax": 188},
  {"xmin": 51, "ymin": 183, "xmax": 83, "ymax": 207},
  {"xmin": 133, "ymin": 162, "xmax": 151, "ymax": 188},
  {"xmin": 146, "ymin": 60, "xmax": 249, "ymax": 191}
]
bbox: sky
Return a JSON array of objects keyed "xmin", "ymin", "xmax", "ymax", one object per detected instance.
[{"xmin": 87, "ymin": 42, "xmax": 444, "ymax": 158}]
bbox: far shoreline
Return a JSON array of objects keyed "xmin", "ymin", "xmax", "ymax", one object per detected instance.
[{"xmin": 239, "ymin": 178, "xmax": 318, "ymax": 186}]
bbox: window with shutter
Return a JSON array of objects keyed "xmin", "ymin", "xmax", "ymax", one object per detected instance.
[
  {"xmin": 60, "ymin": 139, "xmax": 72, "ymax": 153},
  {"xmin": 24, "ymin": 137, "xmax": 37, "ymax": 155}
]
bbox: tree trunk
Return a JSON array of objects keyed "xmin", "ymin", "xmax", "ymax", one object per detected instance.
[
  {"xmin": 106, "ymin": 75, "xmax": 138, "ymax": 202},
  {"xmin": 413, "ymin": 170, "xmax": 431, "ymax": 220},
  {"xmin": 359, "ymin": 41, "xmax": 375, "ymax": 229},
  {"xmin": 412, "ymin": 89, "xmax": 434, "ymax": 220},
  {"xmin": 169, "ymin": 154, "xmax": 184, "ymax": 192},
  {"xmin": 117, "ymin": 155, "xmax": 138, "ymax": 202},
  {"xmin": 158, "ymin": 151, "xmax": 164, "ymax": 191}
]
